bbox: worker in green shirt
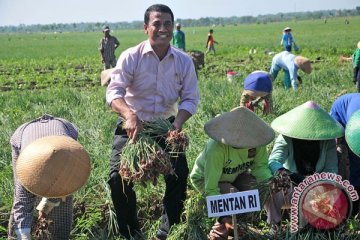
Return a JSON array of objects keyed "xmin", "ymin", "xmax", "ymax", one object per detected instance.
[
  {"xmin": 190, "ymin": 107, "xmax": 274, "ymax": 239},
  {"xmin": 172, "ymin": 23, "xmax": 185, "ymax": 51}
]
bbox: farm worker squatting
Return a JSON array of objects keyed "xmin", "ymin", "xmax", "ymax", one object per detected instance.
[
  {"xmin": 270, "ymin": 51, "xmax": 312, "ymax": 91},
  {"xmin": 99, "ymin": 25, "xmax": 120, "ymax": 70},
  {"xmin": 330, "ymin": 93, "xmax": 360, "ymax": 216},
  {"xmin": 106, "ymin": 4, "xmax": 199, "ymax": 240},
  {"xmin": 7, "ymin": 114, "xmax": 91, "ymax": 240},
  {"xmin": 265, "ymin": 101, "xmax": 343, "ymax": 234},
  {"xmin": 240, "ymin": 71, "xmax": 273, "ymax": 115},
  {"xmin": 190, "ymin": 107, "xmax": 275, "ymax": 239}
]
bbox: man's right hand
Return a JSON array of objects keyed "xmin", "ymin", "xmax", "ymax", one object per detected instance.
[{"xmin": 123, "ymin": 113, "xmax": 143, "ymax": 141}]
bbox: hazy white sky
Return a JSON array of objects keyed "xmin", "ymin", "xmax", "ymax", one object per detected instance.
[{"xmin": 0, "ymin": 0, "xmax": 358, "ymax": 26}]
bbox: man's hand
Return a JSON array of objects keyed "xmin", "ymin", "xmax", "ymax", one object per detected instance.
[{"xmin": 123, "ymin": 113, "xmax": 143, "ymax": 141}]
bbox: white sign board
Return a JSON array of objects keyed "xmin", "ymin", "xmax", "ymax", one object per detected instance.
[{"xmin": 206, "ymin": 189, "xmax": 260, "ymax": 217}]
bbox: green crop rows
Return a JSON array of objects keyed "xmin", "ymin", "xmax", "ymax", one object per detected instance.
[{"xmin": 1, "ymin": 16, "xmax": 360, "ymax": 239}]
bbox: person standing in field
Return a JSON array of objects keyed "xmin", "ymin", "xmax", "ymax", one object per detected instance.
[
  {"xmin": 330, "ymin": 93, "xmax": 360, "ymax": 216},
  {"xmin": 190, "ymin": 107, "xmax": 275, "ymax": 239},
  {"xmin": 280, "ymin": 27, "xmax": 297, "ymax": 52},
  {"xmin": 240, "ymin": 71, "xmax": 273, "ymax": 115},
  {"xmin": 352, "ymin": 41, "xmax": 360, "ymax": 92},
  {"xmin": 205, "ymin": 29, "xmax": 218, "ymax": 55},
  {"xmin": 99, "ymin": 26, "xmax": 120, "ymax": 70},
  {"xmin": 7, "ymin": 114, "xmax": 87, "ymax": 240},
  {"xmin": 172, "ymin": 23, "xmax": 185, "ymax": 51},
  {"xmin": 265, "ymin": 101, "xmax": 343, "ymax": 234},
  {"xmin": 269, "ymin": 51, "xmax": 312, "ymax": 91},
  {"xmin": 106, "ymin": 4, "xmax": 199, "ymax": 240}
]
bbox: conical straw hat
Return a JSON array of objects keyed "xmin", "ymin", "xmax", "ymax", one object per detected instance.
[
  {"xmin": 16, "ymin": 136, "xmax": 91, "ymax": 198},
  {"xmin": 204, "ymin": 107, "xmax": 275, "ymax": 148},
  {"xmin": 345, "ymin": 109, "xmax": 360, "ymax": 157},
  {"xmin": 295, "ymin": 56, "xmax": 312, "ymax": 74},
  {"xmin": 100, "ymin": 68, "xmax": 115, "ymax": 86},
  {"xmin": 271, "ymin": 101, "xmax": 344, "ymax": 140}
]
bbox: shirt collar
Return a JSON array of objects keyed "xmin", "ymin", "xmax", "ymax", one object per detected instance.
[{"xmin": 142, "ymin": 40, "xmax": 174, "ymax": 59}]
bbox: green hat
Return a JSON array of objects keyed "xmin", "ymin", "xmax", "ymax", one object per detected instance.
[
  {"xmin": 271, "ymin": 101, "xmax": 344, "ymax": 140},
  {"xmin": 204, "ymin": 107, "xmax": 275, "ymax": 148},
  {"xmin": 345, "ymin": 109, "xmax": 360, "ymax": 157}
]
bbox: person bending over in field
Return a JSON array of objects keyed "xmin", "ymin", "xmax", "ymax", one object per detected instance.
[
  {"xmin": 352, "ymin": 41, "xmax": 360, "ymax": 92},
  {"xmin": 240, "ymin": 71, "xmax": 273, "ymax": 115},
  {"xmin": 8, "ymin": 114, "xmax": 90, "ymax": 240},
  {"xmin": 190, "ymin": 107, "xmax": 275, "ymax": 240},
  {"xmin": 265, "ymin": 101, "xmax": 343, "ymax": 235},
  {"xmin": 106, "ymin": 4, "xmax": 199, "ymax": 240},
  {"xmin": 270, "ymin": 51, "xmax": 312, "ymax": 91},
  {"xmin": 330, "ymin": 93, "xmax": 360, "ymax": 216}
]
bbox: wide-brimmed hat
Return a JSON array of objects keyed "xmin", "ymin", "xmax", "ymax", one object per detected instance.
[
  {"xmin": 243, "ymin": 71, "xmax": 272, "ymax": 96},
  {"xmin": 271, "ymin": 101, "xmax": 344, "ymax": 140},
  {"xmin": 100, "ymin": 68, "xmax": 115, "ymax": 86},
  {"xmin": 295, "ymin": 56, "xmax": 312, "ymax": 74},
  {"xmin": 283, "ymin": 27, "xmax": 292, "ymax": 31},
  {"xmin": 204, "ymin": 107, "xmax": 275, "ymax": 148},
  {"xmin": 345, "ymin": 109, "xmax": 360, "ymax": 157},
  {"xmin": 16, "ymin": 136, "xmax": 91, "ymax": 198},
  {"xmin": 357, "ymin": 41, "xmax": 360, "ymax": 49}
]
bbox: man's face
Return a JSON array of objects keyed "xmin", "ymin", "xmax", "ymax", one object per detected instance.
[{"xmin": 144, "ymin": 11, "xmax": 173, "ymax": 49}]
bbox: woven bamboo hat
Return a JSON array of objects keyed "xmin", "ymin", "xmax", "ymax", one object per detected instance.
[
  {"xmin": 295, "ymin": 56, "xmax": 312, "ymax": 74},
  {"xmin": 271, "ymin": 101, "xmax": 344, "ymax": 140},
  {"xmin": 16, "ymin": 136, "xmax": 91, "ymax": 198},
  {"xmin": 100, "ymin": 68, "xmax": 115, "ymax": 86},
  {"xmin": 345, "ymin": 109, "xmax": 360, "ymax": 157},
  {"xmin": 204, "ymin": 107, "xmax": 275, "ymax": 148}
]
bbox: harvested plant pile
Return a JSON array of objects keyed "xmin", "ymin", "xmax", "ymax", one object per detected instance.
[{"xmin": 119, "ymin": 118, "xmax": 189, "ymax": 185}]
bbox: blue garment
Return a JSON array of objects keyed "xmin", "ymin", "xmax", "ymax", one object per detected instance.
[
  {"xmin": 270, "ymin": 51, "xmax": 299, "ymax": 90},
  {"xmin": 282, "ymin": 32, "xmax": 293, "ymax": 52},
  {"xmin": 244, "ymin": 71, "xmax": 272, "ymax": 93},
  {"xmin": 330, "ymin": 93, "xmax": 360, "ymax": 186}
]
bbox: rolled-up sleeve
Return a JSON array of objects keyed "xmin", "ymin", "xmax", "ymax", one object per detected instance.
[
  {"xmin": 177, "ymin": 57, "xmax": 200, "ymax": 115},
  {"xmin": 106, "ymin": 52, "xmax": 133, "ymax": 106}
]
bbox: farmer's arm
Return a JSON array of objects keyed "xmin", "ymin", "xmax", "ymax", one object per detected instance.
[
  {"xmin": 175, "ymin": 57, "xmax": 200, "ymax": 130},
  {"xmin": 114, "ymin": 37, "xmax": 120, "ymax": 49},
  {"xmin": 251, "ymin": 146, "xmax": 272, "ymax": 181},
  {"xmin": 268, "ymin": 135, "xmax": 289, "ymax": 175},
  {"xmin": 321, "ymin": 139, "xmax": 338, "ymax": 173},
  {"xmin": 204, "ymin": 141, "xmax": 226, "ymax": 196},
  {"xmin": 36, "ymin": 198, "xmax": 62, "ymax": 218}
]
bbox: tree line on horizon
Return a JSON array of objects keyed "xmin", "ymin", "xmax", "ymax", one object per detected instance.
[{"xmin": 1, "ymin": 7, "xmax": 359, "ymax": 33}]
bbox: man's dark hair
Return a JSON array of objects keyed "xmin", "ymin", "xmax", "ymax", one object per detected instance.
[{"xmin": 144, "ymin": 4, "xmax": 174, "ymax": 24}]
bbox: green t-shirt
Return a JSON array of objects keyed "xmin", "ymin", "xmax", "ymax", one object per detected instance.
[{"xmin": 190, "ymin": 139, "xmax": 271, "ymax": 196}]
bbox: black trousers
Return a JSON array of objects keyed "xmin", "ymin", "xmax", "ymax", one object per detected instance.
[{"xmin": 108, "ymin": 118, "xmax": 189, "ymax": 238}]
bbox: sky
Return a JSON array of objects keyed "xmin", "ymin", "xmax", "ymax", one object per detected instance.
[{"xmin": 0, "ymin": 0, "xmax": 358, "ymax": 27}]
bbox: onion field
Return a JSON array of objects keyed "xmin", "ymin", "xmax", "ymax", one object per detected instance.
[{"xmin": 1, "ymin": 16, "xmax": 360, "ymax": 239}]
